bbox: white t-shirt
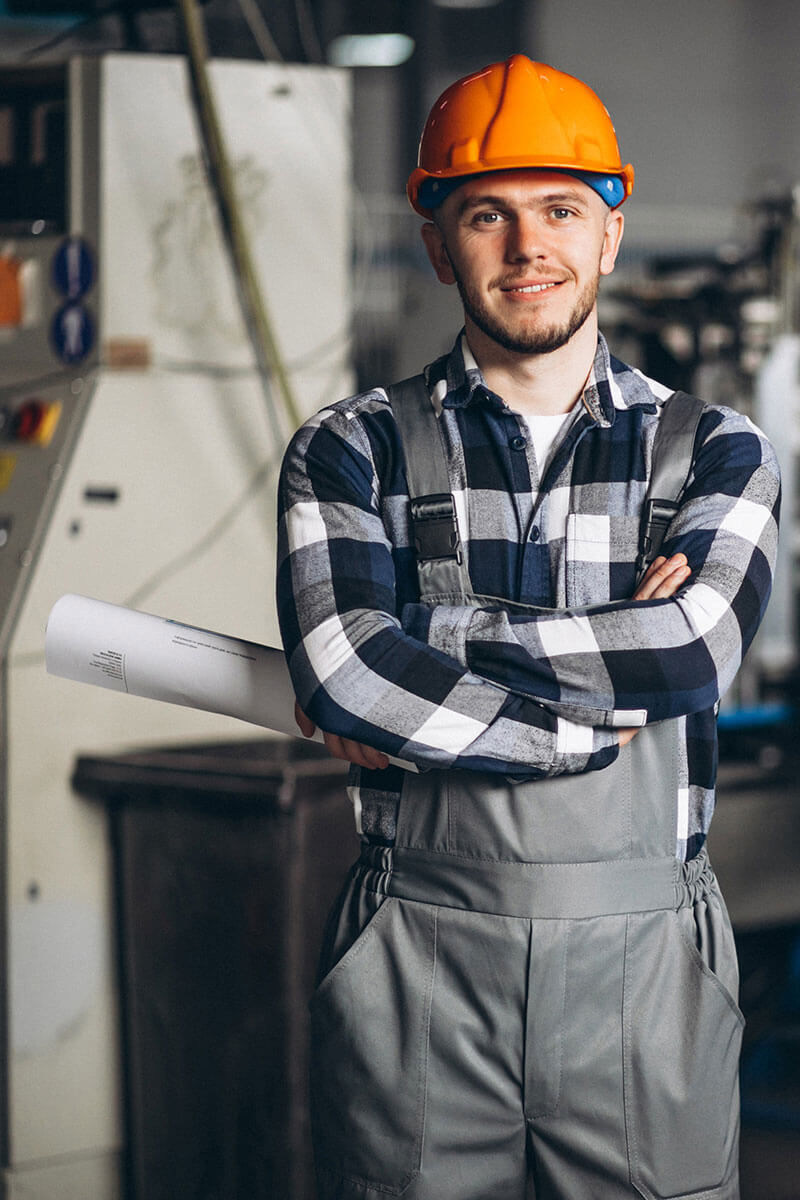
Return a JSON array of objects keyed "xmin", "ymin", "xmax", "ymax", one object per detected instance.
[{"xmin": 520, "ymin": 409, "xmax": 576, "ymax": 475}]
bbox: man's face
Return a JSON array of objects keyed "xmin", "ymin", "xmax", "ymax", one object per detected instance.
[{"xmin": 421, "ymin": 170, "xmax": 624, "ymax": 359}]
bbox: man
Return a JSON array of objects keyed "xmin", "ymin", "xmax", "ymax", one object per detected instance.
[{"xmin": 277, "ymin": 55, "xmax": 779, "ymax": 1200}]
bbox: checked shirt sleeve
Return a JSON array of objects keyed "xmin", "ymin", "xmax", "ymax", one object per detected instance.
[
  {"xmin": 277, "ymin": 405, "xmax": 619, "ymax": 777},
  {"xmin": 403, "ymin": 408, "xmax": 780, "ymax": 727}
]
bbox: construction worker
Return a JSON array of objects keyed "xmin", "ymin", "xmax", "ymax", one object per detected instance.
[{"xmin": 277, "ymin": 55, "xmax": 779, "ymax": 1199}]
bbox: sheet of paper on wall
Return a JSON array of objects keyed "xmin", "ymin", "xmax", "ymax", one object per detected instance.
[{"xmin": 44, "ymin": 594, "xmax": 416, "ymax": 771}]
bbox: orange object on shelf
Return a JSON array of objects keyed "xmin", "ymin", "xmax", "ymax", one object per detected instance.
[{"xmin": 0, "ymin": 255, "xmax": 23, "ymax": 327}]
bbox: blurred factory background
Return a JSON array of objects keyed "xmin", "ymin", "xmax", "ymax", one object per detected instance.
[{"xmin": 0, "ymin": 0, "xmax": 798, "ymax": 1197}]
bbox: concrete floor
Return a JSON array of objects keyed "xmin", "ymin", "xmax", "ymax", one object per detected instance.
[
  {"xmin": 741, "ymin": 1128, "xmax": 800, "ymax": 1200},
  {"xmin": 711, "ymin": 749, "xmax": 800, "ymax": 1200}
]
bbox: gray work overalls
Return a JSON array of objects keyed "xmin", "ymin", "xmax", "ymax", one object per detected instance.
[{"xmin": 309, "ymin": 380, "xmax": 743, "ymax": 1200}]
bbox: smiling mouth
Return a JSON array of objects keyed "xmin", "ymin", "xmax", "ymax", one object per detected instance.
[{"xmin": 503, "ymin": 281, "xmax": 561, "ymax": 294}]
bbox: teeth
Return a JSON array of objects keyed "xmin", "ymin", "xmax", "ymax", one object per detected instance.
[{"xmin": 513, "ymin": 282, "xmax": 557, "ymax": 293}]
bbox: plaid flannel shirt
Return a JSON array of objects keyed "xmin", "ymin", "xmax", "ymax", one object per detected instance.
[{"xmin": 277, "ymin": 333, "xmax": 779, "ymax": 860}]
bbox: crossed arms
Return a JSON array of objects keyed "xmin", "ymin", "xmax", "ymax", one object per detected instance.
[{"xmin": 277, "ymin": 399, "xmax": 779, "ymax": 778}]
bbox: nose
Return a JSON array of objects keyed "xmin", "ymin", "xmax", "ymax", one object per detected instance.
[{"xmin": 506, "ymin": 212, "xmax": 547, "ymax": 263}]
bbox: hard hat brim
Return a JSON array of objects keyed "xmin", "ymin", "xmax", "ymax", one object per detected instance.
[{"xmin": 407, "ymin": 160, "xmax": 635, "ymax": 217}]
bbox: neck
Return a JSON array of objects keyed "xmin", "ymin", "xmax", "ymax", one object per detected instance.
[{"xmin": 466, "ymin": 311, "xmax": 599, "ymax": 416}]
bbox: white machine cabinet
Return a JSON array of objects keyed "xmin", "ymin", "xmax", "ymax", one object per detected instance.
[{"xmin": 0, "ymin": 54, "xmax": 351, "ymax": 1199}]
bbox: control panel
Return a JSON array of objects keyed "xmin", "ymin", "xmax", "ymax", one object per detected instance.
[
  {"xmin": 0, "ymin": 63, "xmax": 99, "ymax": 390},
  {"xmin": 0, "ymin": 375, "xmax": 91, "ymax": 656},
  {"xmin": 0, "ymin": 62, "xmax": 99, "ymax": 656}
]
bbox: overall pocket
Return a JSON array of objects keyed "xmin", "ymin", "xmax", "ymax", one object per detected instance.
[
  {"xmin": 310, "ymin": 895, "xmax": 437, "ymax": 1195},
  {"xmin": 445, "ymin": 754, "xmax": 632, "ymax": 863},
  {"xmin": 623, "ymin": 907, "xmax": 744, "ymax": 1199}
]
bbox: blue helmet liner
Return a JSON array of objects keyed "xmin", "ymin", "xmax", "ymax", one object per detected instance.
[{"xmin": 418, "ymin": 168, "xmax": 626, "ymax": 213}]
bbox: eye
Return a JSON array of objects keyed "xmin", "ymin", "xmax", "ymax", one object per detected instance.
[
  {"xmin": 472, "ymin": 210, "xmax": 503, "ymax": 225},
  {"xmin": 550, "ymin": 207, "xmax": 574, "ymax": 220}
]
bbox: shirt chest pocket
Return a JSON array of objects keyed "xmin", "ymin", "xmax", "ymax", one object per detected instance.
[{"xmin": 565, "ymin": 512, "xmax": 640, "ymax": 606}]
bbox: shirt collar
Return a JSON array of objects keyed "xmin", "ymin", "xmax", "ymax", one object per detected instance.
[
  {"xmin": 426, "ymin": 331, "xmax": 649, "ymax": 425},
  {"xmin": 423, "ymin": 332, "xmax": 488, "ymax": 413},
  {"xmin": 581, "ymin": 334, "xmax": 615, "ymax": 426}
]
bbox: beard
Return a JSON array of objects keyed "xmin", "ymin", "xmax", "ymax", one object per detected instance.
[{"xmin": 449, "ymin": 258, "xmax": 600, "ymax": 356}]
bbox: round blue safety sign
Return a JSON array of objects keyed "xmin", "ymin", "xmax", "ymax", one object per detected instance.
[
  {"xmin": 51, "ymin": 302, "xmax": 95, "ymax": 364},
  {"xmin": 52, "ymin": 236, "xmax": 96, "ymax": 301}
]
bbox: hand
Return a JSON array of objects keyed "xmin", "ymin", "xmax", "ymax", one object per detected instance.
[
  {"xmin": 633, "ymin": 553, "xmax": 691, "ymax": 601},
  {"xmin": 294, "ymin": 700, "xmax": 316, "ymax": 739},
  {"xmin": 620, "ymin": 554, "xmax": 692, "ymax": 747},
  {"xmin": 294, "ymin": 701, "xmax": 390, "ymax": 770}
]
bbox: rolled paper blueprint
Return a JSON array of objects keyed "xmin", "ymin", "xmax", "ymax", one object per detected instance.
[
  {"xmin": 45, "ymin": 593, "xmax": 316, "ymax": 738},
  {"xmin": 45, "ymin": 595, "xmax": 417, "ymax": 775}
]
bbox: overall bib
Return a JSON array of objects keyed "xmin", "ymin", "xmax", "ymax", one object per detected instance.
[{"xmin": 308, "ymin": 383, "xmax": 743, "ymax": 1200}]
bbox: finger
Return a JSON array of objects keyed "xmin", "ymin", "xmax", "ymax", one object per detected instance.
[
  {"xmin": 294, "ymin": 700, "xmax": 316, "ymax": 738},
  {"xmin": 634, "ymin": 553, "xmax": 689, "ymax": 600},
  {"xmin": 643, "ymin": 553, "xmax": 690, "ymax": 597},
  {"xmin": 341, "ymin": 737, "xmax": 389, "ymax": 770},
  {"xmin": 618, "ymin": 726, "xmax": 640, "ymax": 747},
  {"xmin": 647, "ymin": 563, "xmax": 691, "ymax": 599},
  {"xmin": 342, "ymin": 737, "xmax": 390, "ymax": 769},
  {"xmin": 632, "ymin": 556, "xmax": 667, "ymax": 600},
  {"xmin": 322, "ymin": 733, "xmax": 388, "ymax": 769},
  {"xmin": 322, "ymin": 732, "xmax": 349, "ymax": 760},
  {"xmin": 641, "ymin": 553, "xmax": 685, "ymax": 587}
]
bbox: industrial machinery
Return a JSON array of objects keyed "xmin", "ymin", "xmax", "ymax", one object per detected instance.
[
  {"xmin": 601, "ymin": 184, "xmax": 800, "ymax": 704},
  {"xmin": 598, "ymin": 186, "xmax": 800, "ymax": 1155},
  {"xmin": 0, "ymin": 54, "xmax": 351, "ymax": 1198}
]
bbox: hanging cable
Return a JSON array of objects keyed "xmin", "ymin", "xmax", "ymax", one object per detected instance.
[
  {"xmin": 292, "ymin": 0, "xmax": 324, "ymax": 63},
  {"xmin": 174, "ymin": 0, "xmax": 303, "ymax": 437},
  {"xmin": 235, "ymin": 0, "xmax": 285, "ymax": 63},
  {"xmin": 122, "ymin": 454, "xmax": 278, "ymax": 611}
]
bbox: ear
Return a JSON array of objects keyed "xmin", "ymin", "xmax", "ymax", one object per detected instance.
[
  {"xmin": 421, "ymin": 221, "xmax": 457, "ymax": 286},
  {"xmin": 600, "ymin": 208, "xmax": 624, "ymax": 277}
]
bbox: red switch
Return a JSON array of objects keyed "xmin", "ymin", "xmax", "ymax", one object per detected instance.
[{"xmin": 12, "ymin": 399, "xmax": 62, "ymax": 445}]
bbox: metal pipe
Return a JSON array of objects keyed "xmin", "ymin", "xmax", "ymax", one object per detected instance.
[{"xmin": 175, "ymin": 0, "xmax": 303, "ymax": 436}]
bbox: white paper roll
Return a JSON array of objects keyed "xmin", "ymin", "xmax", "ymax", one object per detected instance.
[
  {"xmin": 45, "ymin": 594, "xmax": 415, "ymax": 772},
  {"xmin": 45, "ymin": 593, "xmax": 313, "ymax": 739}
]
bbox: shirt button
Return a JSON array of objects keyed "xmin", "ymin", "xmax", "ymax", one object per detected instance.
[
  {"xmin": 509, "ymin": 434, "xmax": 527, "ymax": 451},
  {"xmin": 530, "ymin": 526, "xmax": 540, "ymax": 542}
]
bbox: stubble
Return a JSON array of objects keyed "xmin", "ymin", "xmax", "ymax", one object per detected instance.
[{"xmin": 449, "ymin": 256, "xmax": 601, "ymax": 357}]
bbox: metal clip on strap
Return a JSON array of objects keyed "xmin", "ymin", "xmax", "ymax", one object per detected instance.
[
  {"xmin": 635, "ymin": 497, "xmax": 679, "ymax": 577},
  {"xmin": 635, "ymin": 390, "xmax": 705, "ymax": 584},
  {"xmin": 410, "ymin": 493, "xmax": 462, "ymax": 563}
]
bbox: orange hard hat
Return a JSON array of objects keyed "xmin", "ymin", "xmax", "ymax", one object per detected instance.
[{"xmin": 407, "ymin": 55, "xmax": 634, "ymax": 217}]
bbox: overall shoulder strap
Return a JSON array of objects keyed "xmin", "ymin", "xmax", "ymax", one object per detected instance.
[
  {"xmin": 636, "ymin": 390, "xmax": 705, "ymax": 581},
  {"xmin": 386, "ymin": 375, "xmax": 468, "ymax": 598}
]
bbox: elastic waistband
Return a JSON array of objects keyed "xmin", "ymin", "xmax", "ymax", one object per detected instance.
[{"xmin": 357, "ymin": 844, "xmax": 716, "ymax": 919}]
